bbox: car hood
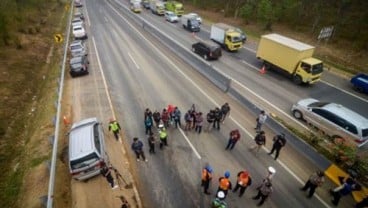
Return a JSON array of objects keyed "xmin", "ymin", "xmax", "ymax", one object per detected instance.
[{"xmin": 296, "ymin": 98, "xmax": 319, "ymax": 107}]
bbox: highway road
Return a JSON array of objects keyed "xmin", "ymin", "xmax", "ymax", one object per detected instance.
[
  {"xmin": 120, "ymin": 0, "xmax": 368, "ymax": 121},
  {"xmin": 61, "ymin": 0, "xmax": 365, "ymax": 207}
]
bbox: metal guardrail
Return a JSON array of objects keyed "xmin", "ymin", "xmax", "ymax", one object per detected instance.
[{"xmin": 44, "ymin": 1, "xmax": 74, "ymax": 207}]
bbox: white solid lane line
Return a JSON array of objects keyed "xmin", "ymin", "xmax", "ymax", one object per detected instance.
[
  {"xmin": 84, "ymin": 4, "xmax": 91, "ymax": 27},
  {"xmin": 128, "ymin": 52, "xmax": 140, "ymax": 69}
]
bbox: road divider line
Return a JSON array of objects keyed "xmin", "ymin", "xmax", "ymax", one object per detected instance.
[
  {"xmin": 179, "ymin": 128, "xmax": 202, "ymax": 159},
  {"xmin": 85, "ymin": 3, "xmax": 91, "ymax": 27},
  {"xmin": 321, "ymin": 79, "xmax": 368, "ymax": 103},
  {"xmin": 128, "ymin": 52, "xmax": 140, "ymax": 69}
]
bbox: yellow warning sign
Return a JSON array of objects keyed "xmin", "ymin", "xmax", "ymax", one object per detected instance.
[
  {"xmin": 54, "ymin": 34, "xmax": 63, "ymax": 43},
  {"xmin": 65, "ymin": 4, "xmax": 70, "ymax": 11}
]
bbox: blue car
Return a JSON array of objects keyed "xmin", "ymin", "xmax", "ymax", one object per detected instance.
[{"xmin": 351, "ymin": 74, "xmax": 368, "ymax": 94}]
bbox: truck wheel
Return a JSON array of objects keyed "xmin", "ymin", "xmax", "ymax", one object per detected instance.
[
  {"xmin": 293, "ymin": 75, "xmax": 302, "ymax": 85},
  {"xmin": 292, "ymin": 110, "xmax": 303, "ymax": 120}
]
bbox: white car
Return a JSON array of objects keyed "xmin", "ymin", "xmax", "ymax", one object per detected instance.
[
  {"xmin": 70, "ymin": 40, "xmax": 87, "ymax": 57},
  {"xmin": 188, "ymin": 13, "xmax": 202, "ymax": 24},
  {"xmin": 72, "ymin": 25, "xmax": 87, "ymax": 39},
  {"xmin": 71, "ymin": 18, "xmax": 83, "ymax": 28},
  {"xmin": 165, "ymin": 11, "xmax": 178, "ymax": 23}
]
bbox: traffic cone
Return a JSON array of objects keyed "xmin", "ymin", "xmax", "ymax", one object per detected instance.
[
  {"xmin": 63, "ymin": 115, "xmax": 70, "ymax": 125},
  {"xmin": 260, "ymin": 65, "xmax": 266, "ymax": 74}
]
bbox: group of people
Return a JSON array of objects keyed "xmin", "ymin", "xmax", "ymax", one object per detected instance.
[{"xmin": 205, "ymin": 165, "xmax": 276, "ymax": 207}]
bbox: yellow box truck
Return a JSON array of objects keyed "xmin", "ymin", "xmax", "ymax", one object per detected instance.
[
  {"xmin": 256, "ymin": 33, "xmax": 323, "ymax": 84},
  {"xmin": 165, "ymin": 1, "xmax": 184, "ymax": 16},
  {"xmin": 210, "ymin": 23, "xmax": 243, "ymax": 52}
]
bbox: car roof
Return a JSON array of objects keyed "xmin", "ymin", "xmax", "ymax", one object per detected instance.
[
  {"xmin": 69, "ymin": 118, "xmax": 98, "ymax": 160},
  {"xmin": 196, "ymin": 40, "xmax": 220, "ymax": 48},
  {"xmin": 321, "ymin": 103, "xmax": 368, "ymax": 129}
]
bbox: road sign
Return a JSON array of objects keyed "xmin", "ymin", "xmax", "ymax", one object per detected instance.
[
  {"xmin": 318, "ymin": 26, "xmax": 334, "ymax": 40},
  {"xmin": 65, "ymin": 4, "xmax": 70, "ymax": 11},
  {"xmin": 54, "ymin": 34, "xmax": 63, "ymax": 43}
]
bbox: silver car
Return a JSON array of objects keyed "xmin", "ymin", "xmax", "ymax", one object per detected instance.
[
  {"xmin": 291, "ymin": 98, "xmax": 368, "ymax": 147},
  {"xmin": 70, "ymin": 40, "xmax": 87, "ymax": 57}
]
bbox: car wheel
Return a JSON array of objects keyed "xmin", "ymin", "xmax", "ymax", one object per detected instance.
[
  {"xmin": 204, "ymin": 54, "xmax": 208, "ymax": 60},
  {"xmin": 293, "ymin": 75, "xmax": 302, "ymax": 85},
  {"xmin": 292, "ymin": 110, "xmax": 303, "ymax": 119}
]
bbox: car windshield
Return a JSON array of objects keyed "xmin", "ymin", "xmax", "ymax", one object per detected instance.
[
  {"xmin": 71, "ymin": 45, "xmax": 82, "ymax": 50},
  {"xmin": 74, "ymin": 27, "xmax": 82, "ymax": 31},
  {"xmin": 312, "ymin": 63, "xmax": 324, "ymax": 75},
  {"xmin": 307, "ymin": 101, "xmax": 329, "ymax": 108},
  {"xmin": 231, "ymin": 36, "xmax": 242, "ymax": 42},
  {"xmin": 70, "ymin": 153, "xmax": 99, "ymax": 169}
]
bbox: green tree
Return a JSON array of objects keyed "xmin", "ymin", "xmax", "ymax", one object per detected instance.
[{"xmin": 257, "ymin": 0, "xmax": 274, "ymax": 30}]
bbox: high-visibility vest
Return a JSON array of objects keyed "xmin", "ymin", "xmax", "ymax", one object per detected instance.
[
  {"xmin": 159, "ymin": 129, "xmax": 167, "ymax": 139},
  {"xmin": 202, "ymin": 169, "xmax": 212, "ymax": 181},
  {"xmin": 109, "ymin": 121, "xmax": 119, "ymax": 131},
  {"xmin": 238, "ymin": 173, "xmax": 249, "ymax": 186},
  {"xmin": 219, "ymin": 178, "xmax": 230, "ymax": 190}
]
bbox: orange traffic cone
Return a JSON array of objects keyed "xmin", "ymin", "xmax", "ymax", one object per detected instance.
[
  {"xmin": 63, "ymin": 115, "xmax": 70, "ymax": 125},
  {"xmin": 260, "ymin": 65, "xmax": 266, "ymax": 74}
]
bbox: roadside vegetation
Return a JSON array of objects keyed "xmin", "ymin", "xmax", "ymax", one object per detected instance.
[
  {"xmin": 0, "ymin": 0, "xmax": 67, "ymax": 207},
  {"xmin": 184, "ymin": 0, "xmax": 368, "ymax": 74}
]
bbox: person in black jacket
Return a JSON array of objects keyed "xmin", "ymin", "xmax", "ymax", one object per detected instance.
[
  {"xmin": 268, "ymin": 133, "xmax": 286, "ymax": 160},
  {"xmin": 213, "ymin": 107, "xmax": 222, "ymax": 130}
]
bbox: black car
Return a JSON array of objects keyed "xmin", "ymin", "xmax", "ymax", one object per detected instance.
[
  {"xmin": 192, "ymin": 41, "xmax": 222, "ymax": 60},
  {"xmin": 70, "ymin": 56, "xmax": 89, "ymax": 77}
]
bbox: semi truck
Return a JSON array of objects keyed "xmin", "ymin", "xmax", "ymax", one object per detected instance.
[
  {"xmin": 150, "ymin": 0, "xmax": 165, "ymax": 15},
  {"xmin": 181, "ymin": 14, "xmax": 200, "ymax": 32},
  {"xmin": 256, "ymin": 33, "xmax": 324, "ymax": 85},
  {"xmin": 210, "ymin": 23, "xmax": 243, "ymax": 52},
  {"xmin": 165, "ymin": 1, "xmax": 184, "ymax": 16}
]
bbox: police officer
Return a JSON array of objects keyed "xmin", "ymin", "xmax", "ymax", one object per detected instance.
[
  {"xmin": 300, "ymin": 170, "xmax": 325, "ymax": 198},
  {"xmin": 158, "ymin": 124, "xmax": 168, "ymax": 149},
  {"xmin": 268, "ymin": 133, "xmax": 287, "ymax": 160}
]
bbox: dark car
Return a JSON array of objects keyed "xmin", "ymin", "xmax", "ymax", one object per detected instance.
[
  {"xmin": 351, "ymin": 74, "xmax": 368, "ymax": 94},
  {"xmin": 192, "ymin": 41, "xmax": 222, "ymax": 60},
  {"xmin": 70, "ymin": 56, "xmax": 89, "ymax": 77},
  {"xmin": 142, "ymin": 0, "xmax": 150, "ymax": 9}
]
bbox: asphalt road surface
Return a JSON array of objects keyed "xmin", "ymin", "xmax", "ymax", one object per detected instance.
[{"xmin": 64, "ymin": 0, "xmax": 362, "ymax": 207}]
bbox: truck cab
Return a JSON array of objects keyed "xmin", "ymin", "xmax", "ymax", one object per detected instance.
[
  {"xmin": 224, "ymin": 30, "xmax": 243, "ymax": 51},
  {"xmin": 210, "ymin": 23, "xmax": 243, "ymax": 52},
  {"xmin": 295, "ymin": 58, "xmax": 323, "ymax": 84},
  {"xmin": 181, "ymin": 14, "xmax": 200, "ymax": 32}
]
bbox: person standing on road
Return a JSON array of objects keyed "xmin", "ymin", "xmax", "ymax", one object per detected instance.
[
  {"xmin": 173, "ymin": 107, "xmax": 182, "ymax": 128},
  {"xmin": 268, "ymin": 133, "xmax": 286, "ymax": 160},
  {"xmin": 152, "ymin": 110, "xmax": 161, "ymax": 128},
  {"xmin": 255, "ymin": 110, "xmax": 267, "ymax": 132},
  {"xmin": 195, "ymin": 112, "xmax": 204, "ymax": 134},
  {"xmin": 233, "ymin": 170, "xmax": 252, "ymax": 197},
  {"xmin": 225, "ymin": 129, "xmax": 241, "ymax": 150},
  {"xmin": 158, "ymin": 124, "xmax": 168, "ymax": 149},
  {"xmin": 144, "ymin": 108, "xmax": 153, "ymax": 121},
  {"xmin": 131, "ymin": 137, "xmax": 147, "ymax": 162},
  {"xmin": 147, "ymin": 132, "xmax": 156, "ymax": 154},
  {"xmin": 330, "ymin": 177, "xmax": 357, "ymax": 206},
  {"xmin": 161, "ymin": 108, "xmax": 170, "ymax": 128},
  {"xmin": 101, "ymin": 165, "xmax": 118, "ymax": 189},
  {"xmin": 220, "ymin": 103, "xmax": 231, "ymax": 123},
  {"xmin": 252, "ymin": 179, "xmax": 273, "ymax": 206},
  {"xmin": 217, "ymin": 171, "xmax": 232, "ymax": 198},
  {"xmin": 265, "ymin": 166, "xmax": 276, "ymax": 181},
  {"xmin": 213, "ymin": 107, "xmax": 222, "ymax": 130},
  {"xmin": 167, "ymin": 104, "xmax": 175, "ymax": 124},
  {"xmin": 184, "ymin": 110, "xmax": 193, "ymax": 131},
  {"xmin": 300, "ymin": 170, "xmax": 325, "ymax": 198},
  {"xmin": 250, "ymin": 131, "xmax": 266, "ymax": 154},
  {"xmin": 108, "ymin": 119, "xmax": 121, "ymax": 141},
  {"xmin": 206, "ymin": 109, "xmax": 215, "ymax": 132},
  {"xmin": 144, "ymin": 116, "xmax": 153, "ymax": 135},
  {"xmin": 201, "ymin": 164, "xmax": 213, "ymax": 195}
]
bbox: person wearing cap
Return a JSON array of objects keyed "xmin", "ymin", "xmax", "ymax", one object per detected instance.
[
  {"xmin": 250, "ymin": 131, "xmax": 266, "ymax": 155},
  {"xmin": 226, "ymin": 129, "xmax": 241, "ymax": 150},
  {"xmin": 217, "ymin": 171, "xmax": 232, "ymax": 198},
  {"xmin": 201, "ymin": 165, "xmax": 213, "ymax": 195},
  {"xmin": 255, "ymin": 110, "xmax": 267, "ymax": 132},
  {"xmin": 158, "ymin": 124, "xmax": 168, "ymax": 149},
  {"xmin": 253, "ymin": 179, "xmax": 273, "ymax": 206},
  {"xmin": 233, "ymin": 170, "xmax": 252, "ymax": 197},
  {"xmin": 268, "ymin": 133, "xmax": 287, "ymax": 160},
  {"xmin": 108, "ymin": 118, "xmax": 121, "ymax": 141},
  {"xmin": 300, "ymin": 170, "xmax": 325, "ymax": 198}
]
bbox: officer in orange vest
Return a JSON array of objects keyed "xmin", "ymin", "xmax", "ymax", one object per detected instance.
[
  {"xmin": 232, "ymin": 170, "xmax": 252, "ymax": 197},
  {"xmin": 201, "ymin": 165, "xmax": 213, "ymax": 195},
  {"xmin": 217, "ymin": 171, "xmax": 232, "ymax": 198}
]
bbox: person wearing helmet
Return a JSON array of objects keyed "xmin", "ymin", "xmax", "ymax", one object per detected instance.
[
  {"xmin": 266, "ymin": 166, "xmax": 276, "ymax": 180},
  {"xmin": 233, "ymin": 170, "xmax": 252, "ymax": 197},
  {"xmin": 212, "ymin": 191, "xmax": 228, "ymax": 208},
  {"xmin": 108, "ymin": 118, "xmax": 121, "ymax": 141},
  {"xmin": 217, "ymin": 171, "xmax": 232, "ymax": 198},
  {"xmin": 201, "ymin": 164, "xmax": 213, "ymax": 195},
  {"xmin": 158, "ymin": 124, "xmax": 168, "ymax": 149},
  {"xmin": 253, "ymin": 179, "xmax": 273, "ymax": 206}
]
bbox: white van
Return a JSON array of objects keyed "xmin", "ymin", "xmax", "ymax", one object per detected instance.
[{"xmin": 68, "ymin": 118, "xmax": 108, "ymax": 180}]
